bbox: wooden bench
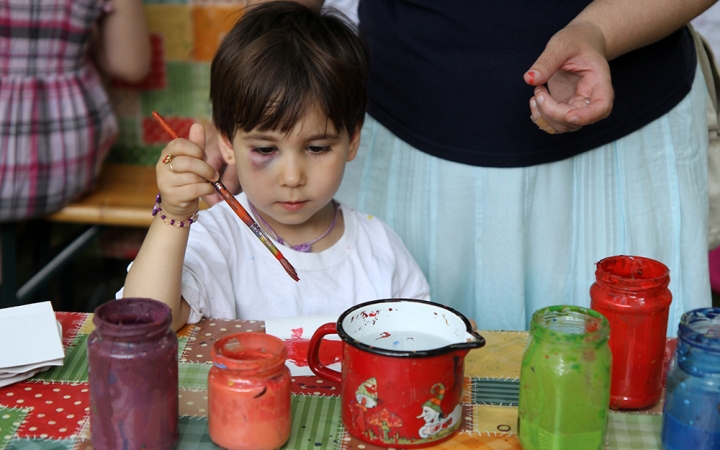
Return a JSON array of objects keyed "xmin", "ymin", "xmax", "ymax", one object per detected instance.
[
  {"xmin": 46, "ymin": 164, "xmax": 159, "ymax": 227},
  {"xmin": 0, "ymin": 164, "xmax": 161, "ymax": 307}
]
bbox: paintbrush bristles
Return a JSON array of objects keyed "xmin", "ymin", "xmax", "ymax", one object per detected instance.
[{"xmin": 280, "ymin": 258, "xmax": 300, "ymax": 282}]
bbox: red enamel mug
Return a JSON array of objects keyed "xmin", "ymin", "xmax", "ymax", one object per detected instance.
[{"xmin": 308, "ymin": 299, "xmax": 485, "ymax": 448}]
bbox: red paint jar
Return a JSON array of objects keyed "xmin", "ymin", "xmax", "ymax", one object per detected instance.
[
  {"xmin": 208, "ymin": 332, "xmax": 291, "ymax": 450},
  {"xmin": 87, "ymin": 298, "xmax": 178, "ymax": 449},
  {"xmin": 590, "ymin": 255, "xmax": 672, "ymax": 410}
]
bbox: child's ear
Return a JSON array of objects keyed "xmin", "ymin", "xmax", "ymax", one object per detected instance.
[
  {"xmin": 217, "ymin": 133, "xmax": 236, "ymax": 165},
  {"xmin": 346, "ymin": 123, "xmax": 362, "ymax": 162}
]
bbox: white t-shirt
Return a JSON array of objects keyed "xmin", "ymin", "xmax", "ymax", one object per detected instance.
[{"xmin": 139, "ymin": 193, "xmax": 430, "ymax": 322}]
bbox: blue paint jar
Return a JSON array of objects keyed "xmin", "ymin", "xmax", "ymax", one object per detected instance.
[{"xmin": 661, "ymin": 307, "xmax": 720, "ymax": 449}]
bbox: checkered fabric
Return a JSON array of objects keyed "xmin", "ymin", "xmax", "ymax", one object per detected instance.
[
  {"xmin": 0, "ymin": 0, "xmax": 118, "ymax": 222},
  {"xmin": 178, "ymin": 363, "xmax": 211, "ymax": 391},
  {"xmin": 605, "ymin": 412, "xmax": 663, "ymax": 450},
  {"xmin": 177, "ymin": 416, "xmax": 215, "ymax": 449}
]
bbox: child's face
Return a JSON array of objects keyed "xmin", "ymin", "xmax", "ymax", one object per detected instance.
[{"xmin": 219, "ymin": 108, "xmax": 360, "ymax": 231}]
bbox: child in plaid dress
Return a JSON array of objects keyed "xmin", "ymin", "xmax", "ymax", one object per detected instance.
[{"xmin": 0, "ymin": 0, "xmax": 150, "ymax": 222}]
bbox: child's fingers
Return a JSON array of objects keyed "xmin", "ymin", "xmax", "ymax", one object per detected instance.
[
  {"xmin": 155, "ymin": 153, "xmax": 214, "ymax": 218},
  {"xmin": 160, "ymin": 135, "xmax": 207, "ymax": 161},
  {"xmin": 187, "ymin": 123, "xmax": 206, "ymax": 150},
  {"xmin": 158, "ymin": 126, "xmax": 220, "ymax": 182},
  {"xmin": 157, "ymin": 134, "xmax": 218, "ymax": 180},
  {"xmin": 167, "ymin": 179, "xmax": 216, "ymax": 203},
  {"xmin": 155, "ymin": 173, "xmax": 215, "ymax": 219},
  {"xmin": 161, "ymin": 154, "xmax": 218, "ymax": 183}
]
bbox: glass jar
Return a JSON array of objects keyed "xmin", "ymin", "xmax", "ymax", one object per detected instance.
[
  {"xmin": 661, "ymin": 307, "xmax": 720, "ymax": 449},
  {"xmin": 87, "ymin": 298, "xmax": 178, "ymax": 449},
  {"xmin": 590, "ymin": 255, "xmax": 672, "ymax": 409},
  {"xmin": 208, "ymin": 332, "xmax": 291, "ymax": 450},
  {"xmin": 518, "ymin": 305, "xmax": 611, "ymax": 450}
]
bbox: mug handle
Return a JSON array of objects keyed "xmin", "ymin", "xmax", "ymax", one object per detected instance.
[{"xmin": 307, "ymin": 323, "xmax": 342, "ymax": 384}]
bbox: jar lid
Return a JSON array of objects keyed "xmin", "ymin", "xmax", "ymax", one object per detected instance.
[
  {"xmin": 93, "ymin": 298, "xmax": 172, "ymax": 341},
  {"xmin": 595, "ymin": 255, "xmax": 670, "ymax": 289},
  {"xmin": 679, "ymin": 307, "xmax": 720, "ymax": 352},
  {"xmin": 531, "ymin": 305, "xmax": 609, "ymax": 343},
  {"xmin": 211, "ymin": 332, "xmax": 287, "ymax": 372}
]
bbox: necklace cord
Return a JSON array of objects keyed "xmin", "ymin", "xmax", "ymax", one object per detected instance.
[{"xmin": 248, "ymin": 201, "xmax": 339, "ymax": 252}]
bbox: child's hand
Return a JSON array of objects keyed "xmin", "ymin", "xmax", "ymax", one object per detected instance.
[{"xmin": 155, "ymin": 123, "xmax": 219, "ymax": 220}]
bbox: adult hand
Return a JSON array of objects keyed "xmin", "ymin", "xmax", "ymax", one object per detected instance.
[
  {"xmin": 524, "ymin": 22, "xmax": 614, "ymax": 134},
  {"xmin": 201, "ymin": 123, "xmax": 241, "ymax": 206}
]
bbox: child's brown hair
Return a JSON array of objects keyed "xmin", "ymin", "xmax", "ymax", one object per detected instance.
[{"xmin": 210, "ymin": 1, "xmax": 368, "ymax": 140}]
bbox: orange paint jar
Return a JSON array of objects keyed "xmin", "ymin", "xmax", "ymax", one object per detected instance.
[{"xmin": 208, "ymin": 332, "xmax": 291, "ymax": 450}]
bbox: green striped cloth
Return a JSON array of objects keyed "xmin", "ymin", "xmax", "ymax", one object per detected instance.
[
  {"xmin": 285, "ymin": 395, "xmax": 343, "ymax": 450},
  {"xmin": 470, "ymin": 377, "xmax": 520, "ymax": 405},
  {"xmin": 33, "ymin": 336, "xmax": 89, "ymax": 383}
]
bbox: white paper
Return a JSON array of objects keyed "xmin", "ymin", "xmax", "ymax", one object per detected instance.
[
  {"xmin": 0, "ymin": 368, "xmax": 46, "ymax": 387},
  {"xmin": 264, "ymin": 314, "xmax": 341, "ymax": 376},
  {"xmin": 0, "ymin": 302, "xmax": 65, "ymax": 370}
]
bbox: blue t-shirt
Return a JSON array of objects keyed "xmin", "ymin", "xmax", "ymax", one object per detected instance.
[{"xmin": 359, "ymin": 0, "xmax": 697, "ymax": 167}]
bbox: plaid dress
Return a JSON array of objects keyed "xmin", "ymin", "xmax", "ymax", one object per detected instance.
[{"xmin": 0, "ymin": 0, "xmax": 118, "ymax": 222}]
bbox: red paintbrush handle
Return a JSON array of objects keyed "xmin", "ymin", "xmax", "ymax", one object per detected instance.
[
  {"xmin": 212, "ymin": 182, "xmax": 255, "ymax": 227},
  {"xmin": 152, "ymin": 111, "xmax": 178, "ymax": 139}
]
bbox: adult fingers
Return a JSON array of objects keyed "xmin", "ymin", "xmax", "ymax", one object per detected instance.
[
  {"xmin": 529, "ymin": 86, "xmax": 583, "ymax": 134},
  {"xmin": 562, "ymin": 83, "xmax": 614, "ymax": 126}
]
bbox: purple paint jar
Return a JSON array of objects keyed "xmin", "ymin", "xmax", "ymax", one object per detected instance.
[{"xmin": 88, "ymin": 298, "xmax": 178, "ymax": 449}]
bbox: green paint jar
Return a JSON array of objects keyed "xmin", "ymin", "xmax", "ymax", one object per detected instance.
[{"xmin": 518, "ymin": 305, "xmax": 611, "ymax": 449}]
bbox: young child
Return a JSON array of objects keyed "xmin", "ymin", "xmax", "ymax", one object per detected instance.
[{"xmin": 120, "ymin": 1, "xmax": 430, "ymax": 331}]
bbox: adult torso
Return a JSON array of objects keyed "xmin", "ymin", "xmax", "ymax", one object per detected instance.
[{"xmin": 358, "ymin": 0, "xmax": 696, "ymax": 167}]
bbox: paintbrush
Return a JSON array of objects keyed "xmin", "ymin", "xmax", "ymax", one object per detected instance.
[{"xmin": 151, "ymin": 111, "xmax": 300, "ymax": 282}]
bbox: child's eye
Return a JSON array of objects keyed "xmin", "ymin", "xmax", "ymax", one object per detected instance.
[
  {"xmin": 252, "ymin": 146, "xmax": 276, "ymax": 155},
  {"xmin": 308, "ymin": 145, "xmax": 331, "ymax": 154}
]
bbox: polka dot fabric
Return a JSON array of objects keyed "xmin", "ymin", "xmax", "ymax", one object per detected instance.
[
  {"xmin": 291, "ymin": 376, "xmax": 340, "ymax": 396},
  {"xmin": 0, "ymin": 382, "xmax": 88, "ymax": 440},
  {"xmin": 180, "ymin": 319, "xmax": 264, "ymax": 363}
]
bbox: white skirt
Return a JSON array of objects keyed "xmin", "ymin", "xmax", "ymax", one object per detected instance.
[{"xmin": 337, "ymin": 64, "xmax": 711, "ymax": 336}]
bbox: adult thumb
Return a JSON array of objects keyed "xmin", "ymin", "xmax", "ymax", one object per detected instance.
[{"xmin": 524, "ymin": 48, "xmax": 565, "ymax": 86}]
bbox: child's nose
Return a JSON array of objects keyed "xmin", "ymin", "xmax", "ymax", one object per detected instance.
[{"xmin": 279, "ymin": 158, "xmax": 305, "ymax": 187}]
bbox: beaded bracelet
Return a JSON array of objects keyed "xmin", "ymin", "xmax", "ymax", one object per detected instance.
[{"xmin": 152, "ymin": 194, "xmax": 199, "ymax": 228}]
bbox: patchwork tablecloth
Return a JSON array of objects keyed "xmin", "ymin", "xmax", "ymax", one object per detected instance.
[{"xmin": 0, "ymin": 312, "xmax": 667, "ymax": 449}]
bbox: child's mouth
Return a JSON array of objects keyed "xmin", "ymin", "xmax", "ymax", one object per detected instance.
[{"xmin": 278, "ymin": 201, "xmax": 307, "ymax": 212}]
